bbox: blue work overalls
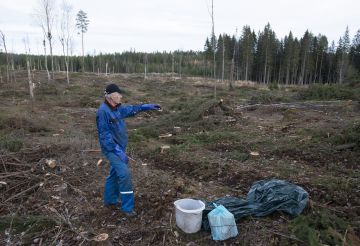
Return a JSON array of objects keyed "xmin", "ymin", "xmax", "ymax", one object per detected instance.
[{"xmin": 96, "ymin": 101, "xmax": 143, "ymax": 213}]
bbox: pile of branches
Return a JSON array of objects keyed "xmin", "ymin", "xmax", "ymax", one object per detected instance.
[{"xmin": 0, "ymin": 145, "xmax": 99, "ymax": 244}]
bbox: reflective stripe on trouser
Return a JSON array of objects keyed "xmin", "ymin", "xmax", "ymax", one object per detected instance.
[{"xmin": 104, "ymin": 152, "xmax": 134, "ymax": 212}]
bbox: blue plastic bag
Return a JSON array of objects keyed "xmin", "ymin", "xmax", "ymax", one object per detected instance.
[{"xmin": 208, "ymin": 204, "xmax": 238, "ymax": 240}]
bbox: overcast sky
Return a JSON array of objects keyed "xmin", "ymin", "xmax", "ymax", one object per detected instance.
[{"xmin": 0, "ymin": 0, "xmax": 359, "ymax": 55}]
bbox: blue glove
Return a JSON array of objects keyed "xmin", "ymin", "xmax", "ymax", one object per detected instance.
[
  {"xmin": 114, "ymin": 145, "xmax": 129, "ymax": 164},
  {"xmin": 140, "ymin": 104, "xmax": 161, "ymax": 111}
]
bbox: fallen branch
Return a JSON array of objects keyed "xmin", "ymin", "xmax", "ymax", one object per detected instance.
[
  {"xmin": 313, "ymin": 202, "xmax": 346, "ymax": 214},
  {"xmin": 0, "ymin": 155, "xmax": 7, "ymax": 173},
  {"xmin": 0, "ymin": 170, "xmax": 32, "ymax": 179},
  {"xmin": 47, "ymin": 206, "xmax": 91, "ymax": 243},
  {"xmin": 0, "ymin": 154, "xmax": 21, "ymax": 163},
  {"xmin": 342, "ymin": 227, "xmax": 349, "ymax": 246},
  {"xmin": 335, "ymin": 143, "xmax": 356, "ymax": 151},
  {"xmin": 81, "ymin": 149, "xmax": 101, "ymax": 153},
  {"xmin": 2, "ymin": 162, "xmax": 32, "ymax": 167},
  {"xmin": 4, "ymin": 182, "xmax": 41, "ymax": 203},
  {"xmin": 267, "ymin": 229, "xmax": 305, "ymax": 243}
]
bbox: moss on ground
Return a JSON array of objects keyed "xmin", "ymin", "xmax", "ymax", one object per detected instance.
[{"xmin": 290, "ymin": 209, "xmax": 359, "ymax": 246}]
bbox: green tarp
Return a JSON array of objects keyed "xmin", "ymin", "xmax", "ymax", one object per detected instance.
[{"xmin": 202, "ymin": 179, "xmax": 309, "ymax": 231}]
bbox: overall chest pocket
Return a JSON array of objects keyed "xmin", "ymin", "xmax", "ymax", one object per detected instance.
[
  {"xmin": 109, "ymin": 117, "xmax": 120, "ymax": 130},
  {"xmin": 109, "ymin": 118, "xmax": 118, "ymax": 124}
]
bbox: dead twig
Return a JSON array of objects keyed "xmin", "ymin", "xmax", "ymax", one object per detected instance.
[
  {"xmin": 0, "ymin": 155, "xmax": 7, "ymax": 173},
  {"xmin": 2, "ymin": 162, "xmax": 32, "ymax": 167},
  {"xmin": 4, "ymin": 182, "xmax": 41, "ymax": 203},
  {"xmin": 342, "ymin": 227, "xmax": 349, "ymax": 246},
  {"xmin": 47, "ymin": 206, "xmax": 91, "ymax": 243},
  {"xmin": 162, "ymin": 233, "xmax": 166, "ymax": 246},
  {"xmin": 80, "ymin": 149, "xmax": 100, "ymax": 152},
  {"xmin": 335, "ymin": 143, "xmax": 356, "ymax": 151},
  {"xmin": 0, "ymin": 170, "xmax": 32, "ymax": 179},
  {"xmin": 267, "ymin": 229, "xmax": 305, "ymax": 243},
  {"xmin": 313, "ymin": 202, "xmax": 346, "ymax": 214},
  {"xmin": 249, "ymin": 216, "xmax": 304, "ymax": 244},
  {"xmin": 0, "ymin": 154, "xmax": 21, "ymax": 163},
  {"xmin": 47, "ymin": 172, "xmax": 89, "ymax": 203}
]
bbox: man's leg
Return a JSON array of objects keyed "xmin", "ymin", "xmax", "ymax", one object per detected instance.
[
  {"xmin": 104, "ymin": 166, "xmax": 120, "ymax": 205},
  {"xmin": 106, "ymin": 153, "xmax": 134, "ymax": 213}
]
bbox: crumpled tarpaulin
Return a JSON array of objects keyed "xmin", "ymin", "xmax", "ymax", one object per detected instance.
[{"xmin": 202, "ymin": 179, "xmax": 309, "ymax": 231}]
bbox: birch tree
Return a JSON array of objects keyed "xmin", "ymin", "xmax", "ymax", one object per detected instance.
[
  {"xmin": 42, "ymin": 38, "xmax": 51, "ymax": 80},
  {"xmin": 327, "ymin": 41, "xmax": 336, "ymax": 83},
  {"xmin": 34, "ymin": 0, "xmax": 57, "ymax": 79},
  {"xmin": 207, "ymin": 0, "xmax": 217, "ymax": 98},
  {"xmin": 23, "ymin": 37, "xmax": 34, "ymax": 99},
  {"xmin": 59, "ymin": 0, "xmax": 74, "ymax": 84},
  {"xmin": 337, "ymin": 27, "xmax": 350, "ymax": 84},
  {"xmin": 0, "ymin": 30, "xmax": 10, "ymax": 83},
  {"xmin": 144, "ymin": 53, "xmax": 148, "ymax": 80}
]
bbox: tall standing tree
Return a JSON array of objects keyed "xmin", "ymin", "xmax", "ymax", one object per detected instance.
[
  {"xmin": 240, "ymin": 26, "xmax": 256, "ymax": 81},
  {"xmin": 230, "ymin": 32, "xmax": 240, "ymax": 84},
  {"xmin": 205, "ymin": 0, "xmax": 217, "ymax": 98},
  {"xmin": 76, "ymin": 10, "xmax": 89, "ymax": 72},
  {"xmin": 204, "ymin": 37, "xmax": 213, "ymax": 77},
  {"xmin": 298, "ymin": 30, "xmax": 313, "ymax": 84},
  {"xmin": 283, "ymin": 32, "xmax": 294, "ymax": 84},
  {"xmin": 327, "ymin": 41, "xmax": 336, "ymax": 83},
  {"xmin": 215, "ymin": 34, "xmax": 224, "ymax": 80},
  {"xmin": 350, "ymin": 29, "xmax": 360, "ymax": 73},
  {"xmin": 144, "ymin": 53, "xmax": 148, "ymax": 80},
  {"xmin": 59, "ymin": 1, "xmax": 74, "ymax": 84},
  {"xmin": 0, "ymin": 30, "xmax": 10, "ymax": 82},
  {"xmin": 315, "ymin": 35, "xmax": 328, "ymax": 83},
  {"xmin": 337, "ymin": 27, "xmax": 350, "ymax": 84},
  {"xmin": 34, "ymin": 0, "xmax": 56, "ymax": 79},
  {"xmin": 42, "ymin": 38, "xmax": 51, "ymax": 80},
  {"xmin": 23, "ymin": 37, "xmax": 34, "ymax": 99},
  {"xmin": 210, "ymin": 0, "xmax": 216, "ymax": 80},
  {"xmin": 256, "ymin": 23, "xmax": 277, "ymax": 84}
]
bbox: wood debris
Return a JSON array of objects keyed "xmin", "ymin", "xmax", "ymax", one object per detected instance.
[
  {"xmin": 250, "ymin": 151, "xmax": 260, "ymax": 156},
  {"xmin": 159, "ymin": 133, "xmax": 172, "ymax": 138},
  {"xmin": 46, "ymin": 159, "xmax": 57, "ymax": 169},
  {"xmin": 96, "ymin": 159, "xmax": 103, "ymax": 166},
  {"xmin": 93, "ymin": 233, "xmax": 109, "ymax": 242},
  {"xmin": 160, "ymin": 145, "xmax": 171, "ymax": 153}
]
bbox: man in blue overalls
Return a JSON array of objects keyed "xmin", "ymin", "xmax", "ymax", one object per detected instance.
[{"xmin": 96, "ymin": 83, "xmax": 161, "ymax": 216}]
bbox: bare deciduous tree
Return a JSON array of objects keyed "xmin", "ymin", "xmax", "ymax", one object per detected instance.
[
  {"xmin": 59, "ymin": 0, "xmax": 74, "ymax": 84},
  {"xmin": 222, "ymin": 36, "xmax": 225, "ymax": 82},
  {"xmin": 144, "ymin": 54, "xmax": 147, "ymax": 80},
  {"xmin": 206, "ymin": 0, "xmax": 217, "ymax": 98},
  {"xmin": 42, "ymin": 38, "xmax": 51, "ymax": 80},
  {"xmin": 23, "ymin": 37, "xmax": 34, "ymax": 99},
  {"xmin": 34, "ymin": 0, "xmax": 57, "ymax": 79},
  {"xmin": 0, "ymin": 30, "xmax": 10, "ymax": 83}
]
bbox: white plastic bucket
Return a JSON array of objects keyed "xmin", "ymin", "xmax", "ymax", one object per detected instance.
[{"xmin": 174, "ymin": 198, "xmax": 205, "ymax": 233}]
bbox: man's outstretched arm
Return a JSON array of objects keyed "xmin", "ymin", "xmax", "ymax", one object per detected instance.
[{"xmin": 118, "ymin": 104, "xmax": 161, "ymax": 118}]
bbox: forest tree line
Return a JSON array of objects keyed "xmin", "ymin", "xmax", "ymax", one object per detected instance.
[
  {"xmin": 205, "ymin": 24, "xmax": 360, "ymax": 84},
  {"xmin": 1, "ymin": 23, "xmax": 360, "ymax": 85}
]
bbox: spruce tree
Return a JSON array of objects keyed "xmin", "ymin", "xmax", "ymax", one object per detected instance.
[{"xmin": 350, "ymin": 29, "xmax": 360, "ymax": 73}]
